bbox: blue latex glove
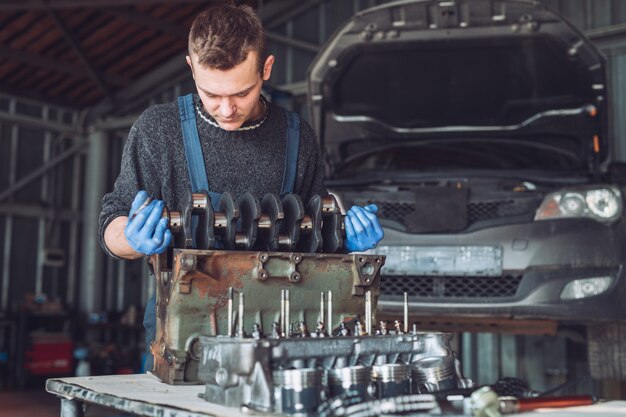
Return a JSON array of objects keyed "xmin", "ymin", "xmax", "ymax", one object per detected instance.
[
  {"xmin": 124, "ymin": 190, "xmax": 172, "ymax": 255},
  {"xmin": 345, "ymin": 204, "xmax": 384, "ymax": 252}
]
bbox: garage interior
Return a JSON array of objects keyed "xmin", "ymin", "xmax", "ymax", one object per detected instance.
[{"xmin": 1, "ymin": 0, "xmax": 626, "ymax": 416}]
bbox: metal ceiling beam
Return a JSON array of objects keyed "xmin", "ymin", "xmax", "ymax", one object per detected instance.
[
  {"xmin": 0, "ymin": 0, "xmax": 210, "ymax": 11},
  {"xmin": 263, "ymin": 0, "xmax": 324, "ymax": 29},
  {"xmin": 105, "ymin": 2, "xmax": 315, "ymax": 40},
  {"xmin": 88, "ymin": 52, "xmax": 188, "ymax": 119},
  {"xmin": 0, "ymin": 108, "xmax": 79, "ymax": 134},
  {"xmin": 104, "ymin": 8, "xmax": 189, "ymax": 38},
  {"xmin": 266, "ymin": 31, "xmax": 319, "ymax": 53},
  {"xmin": 275, "ymin": 80, "xmax": 307, "ymax": 96},
  {"xmin": 586, "ymin": 23, "xmax": 626, "ymax": 50},
  {"xmin": 48, "ymin": 9, "xmax": 113, "ymax": 101},
  {"xmin": 257, "ymin": 0, "xmax": 304, "ymax": 24},
  {"xmin": 0, "ymin": 82, "xmax": 77, "ymax": 109},
  {"xmin": 0, "ymin": 45, "xmax": 127, "ymax": 86}
]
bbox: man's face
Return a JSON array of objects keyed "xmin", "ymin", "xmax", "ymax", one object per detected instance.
[{"xmin": 186, "ymin": 51, "xmax": 274, "ymax": 131}]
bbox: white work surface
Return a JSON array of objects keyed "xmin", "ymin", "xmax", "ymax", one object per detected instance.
[
  {"xmin": 46, "ymin": 374, "xmax": 246, "ymax": 417},
  {"xmin": 46, "ymin": 374, "xmax": 626, "ymax": 417}
]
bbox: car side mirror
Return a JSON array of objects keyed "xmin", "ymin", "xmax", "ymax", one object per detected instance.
[{"xmin": 608, "ymin": 161, "xmax": 626, "ymax": 184}]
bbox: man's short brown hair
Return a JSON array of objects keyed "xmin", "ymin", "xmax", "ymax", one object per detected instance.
[{"xmin": 188, "ymin": 2, "xmax": 266, "ymax": 73}]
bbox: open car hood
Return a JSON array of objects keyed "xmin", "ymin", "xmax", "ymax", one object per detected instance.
[{"xmin": 307, "ymin": 0, "xmax": 608, "ymax": 175}]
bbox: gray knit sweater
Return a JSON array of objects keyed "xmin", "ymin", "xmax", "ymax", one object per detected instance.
[{"xmin": 99, "ymin": 95, "xmax": 327, "ymax": 258}]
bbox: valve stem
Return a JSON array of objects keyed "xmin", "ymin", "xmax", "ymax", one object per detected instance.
[
  {"xmin": 365, "ymin": 290, "xmax": 372, "ymax": 335},
  {"xmin": 227, "ymin": 287, "xmax": 234, "ymax": 337},
  {"xmin": 403, "ymin": 292, "xmax": 409, "ymax": 334},
  {"xmin": 238, "ymin": 292, "xmax": 244, "ymax": 338}
]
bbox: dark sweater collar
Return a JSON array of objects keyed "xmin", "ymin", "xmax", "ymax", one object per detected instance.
[{"xmin": 194, "ymin": 94, "xmax": 270, "ymax": 132}]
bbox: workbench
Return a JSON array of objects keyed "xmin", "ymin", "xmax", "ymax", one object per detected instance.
[{"xmin": 46, "ymin": 374, "xmax": 626, "ymax": 417}]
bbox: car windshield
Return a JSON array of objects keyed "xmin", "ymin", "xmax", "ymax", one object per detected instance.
[{"xmin": 334, "ymin": 139, "xmax": 585, "ymax": 177}]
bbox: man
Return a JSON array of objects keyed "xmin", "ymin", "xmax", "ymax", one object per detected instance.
[{"xmin": 99, "ymin": 1, "xmax": 383, "ymax": 370}]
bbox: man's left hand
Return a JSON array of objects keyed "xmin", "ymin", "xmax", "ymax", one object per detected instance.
[{"xmin": 345, "ymin": 204, "xmax": 384, "ymax": 252}]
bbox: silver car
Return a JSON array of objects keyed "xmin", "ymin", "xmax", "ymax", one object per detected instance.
[{"xmin": 307, "ymin": 0, "xmax": 626, "ymax": 380}]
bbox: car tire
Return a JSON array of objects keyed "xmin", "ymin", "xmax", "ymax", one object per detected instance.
[{"xmin": 587, "ymin": 322, "xmax": 626, "ymax": 380}]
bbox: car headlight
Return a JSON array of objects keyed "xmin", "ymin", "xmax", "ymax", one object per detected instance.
[
  {"xmin": 534, "ymin": 187, "xmax": 622, "ymax": 223},
  {"xmin": 560, "ymin": 276, "xmax": 613, "ymax": 300}
]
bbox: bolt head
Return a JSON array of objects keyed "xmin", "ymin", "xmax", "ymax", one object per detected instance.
[
  {"xmin": 180, "ymin": 254, "xmax": 196, "ymax": 270},
  {"xmin": 215, "ymin": 368, "xmax": 229, "ymax": 386}
]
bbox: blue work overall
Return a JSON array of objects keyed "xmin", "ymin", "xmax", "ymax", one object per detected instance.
[{"xmin": 143, "ymin": 94, "xmax": 301, "ymax": 371}]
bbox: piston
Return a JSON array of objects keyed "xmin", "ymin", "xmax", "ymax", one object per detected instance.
[
  {"xmin": 273, "ymin": 368, "xmax": 324, "ymax": 416},
  {"xmin": 371, "ymin": 363, "xmax": 411, "ymax": 398},
  {"xmin": 328, "ymin": 366, "xmax": 373, "ymax": 401},
  {"xmin": 411, "ymin": 356, "xmax": 457, "ymax": 393}
]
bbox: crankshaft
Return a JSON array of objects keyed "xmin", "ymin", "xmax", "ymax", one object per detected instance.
[{"xmin": 163, "ymin": 191, "xmax": 346, "ymax": 253}]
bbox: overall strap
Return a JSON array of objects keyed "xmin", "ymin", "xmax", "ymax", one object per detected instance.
[
  {"xmin": 177, "ymin": 95, "xmax": 221, "ymax": 249},
  {"xmin": 280, "ymin": 110, "xmax": 301, "ymax": 197},
  {"xmin": 178, "ymin": 94, "xmax": 210, "ymax": 194}
]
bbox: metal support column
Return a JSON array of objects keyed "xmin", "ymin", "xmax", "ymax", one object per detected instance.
[
  {"xmin": 60, "ymin": 398, "xmax": 84, "ymax": 417},
  {"xmin": 36, "ymin": 114, "xmax": 52, "ymax": 294},
  {"xmin": 79, "ymin": 128, "xmax": 108, "ymax": 316},
  {"xmin": 1, "ymin": 113, "xmax": 18, "ymax": 311},
  {"xmin": 67, "ymin": 153, "xmax": 81, "ymax": 309}
]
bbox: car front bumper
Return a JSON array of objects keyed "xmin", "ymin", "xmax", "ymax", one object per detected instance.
[{"xmin": 375, "ymin": 218, "xmax": 626, "ymax": 323}]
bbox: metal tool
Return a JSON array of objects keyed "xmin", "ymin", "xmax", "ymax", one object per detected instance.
[{"xmin": 498, "ymin": 394, "xmax": 595, "ymax": 414}]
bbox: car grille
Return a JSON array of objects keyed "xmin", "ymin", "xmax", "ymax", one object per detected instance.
[
  {"xmin": 381, "ymin": 275, "xmax": 523, "ymax": 298},
  {"xmin": 378, "ymin": 202, "xmax": 415, "ymax": 224},
  {"xmin": 468, "ymin": 200, "xmax": 533, "ymax": 222},
  {"xmin": 368, "ymin": 199, "xmax": 536, "ymax": 228}
]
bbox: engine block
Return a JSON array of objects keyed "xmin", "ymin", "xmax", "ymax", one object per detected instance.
[
  {"xmin": 149, "ymin": 248, "xmax": 385, "ymax": 385},
  {"xmin": 147, "ymin": 192, "xmax": 470, "ymax": 417}
]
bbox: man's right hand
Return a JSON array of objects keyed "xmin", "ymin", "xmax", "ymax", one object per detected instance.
[{"xmin": 124, "ymin": 191, "xmax": 172, "ymax": 255}]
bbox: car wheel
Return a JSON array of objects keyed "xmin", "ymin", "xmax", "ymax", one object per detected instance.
[{"xmin": 587, "ymin": 322, "xmax": 626, "ymax": 380}]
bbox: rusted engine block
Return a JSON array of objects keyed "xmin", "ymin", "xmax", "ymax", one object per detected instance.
[{"xmin": 148, "ymin": 249, "xmax": 385, "ymax": 385}]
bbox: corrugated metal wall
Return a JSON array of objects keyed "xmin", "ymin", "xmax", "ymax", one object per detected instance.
[{"xmin": 0, "ymin": 95, "xmax": 81, "ymax": 312}]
